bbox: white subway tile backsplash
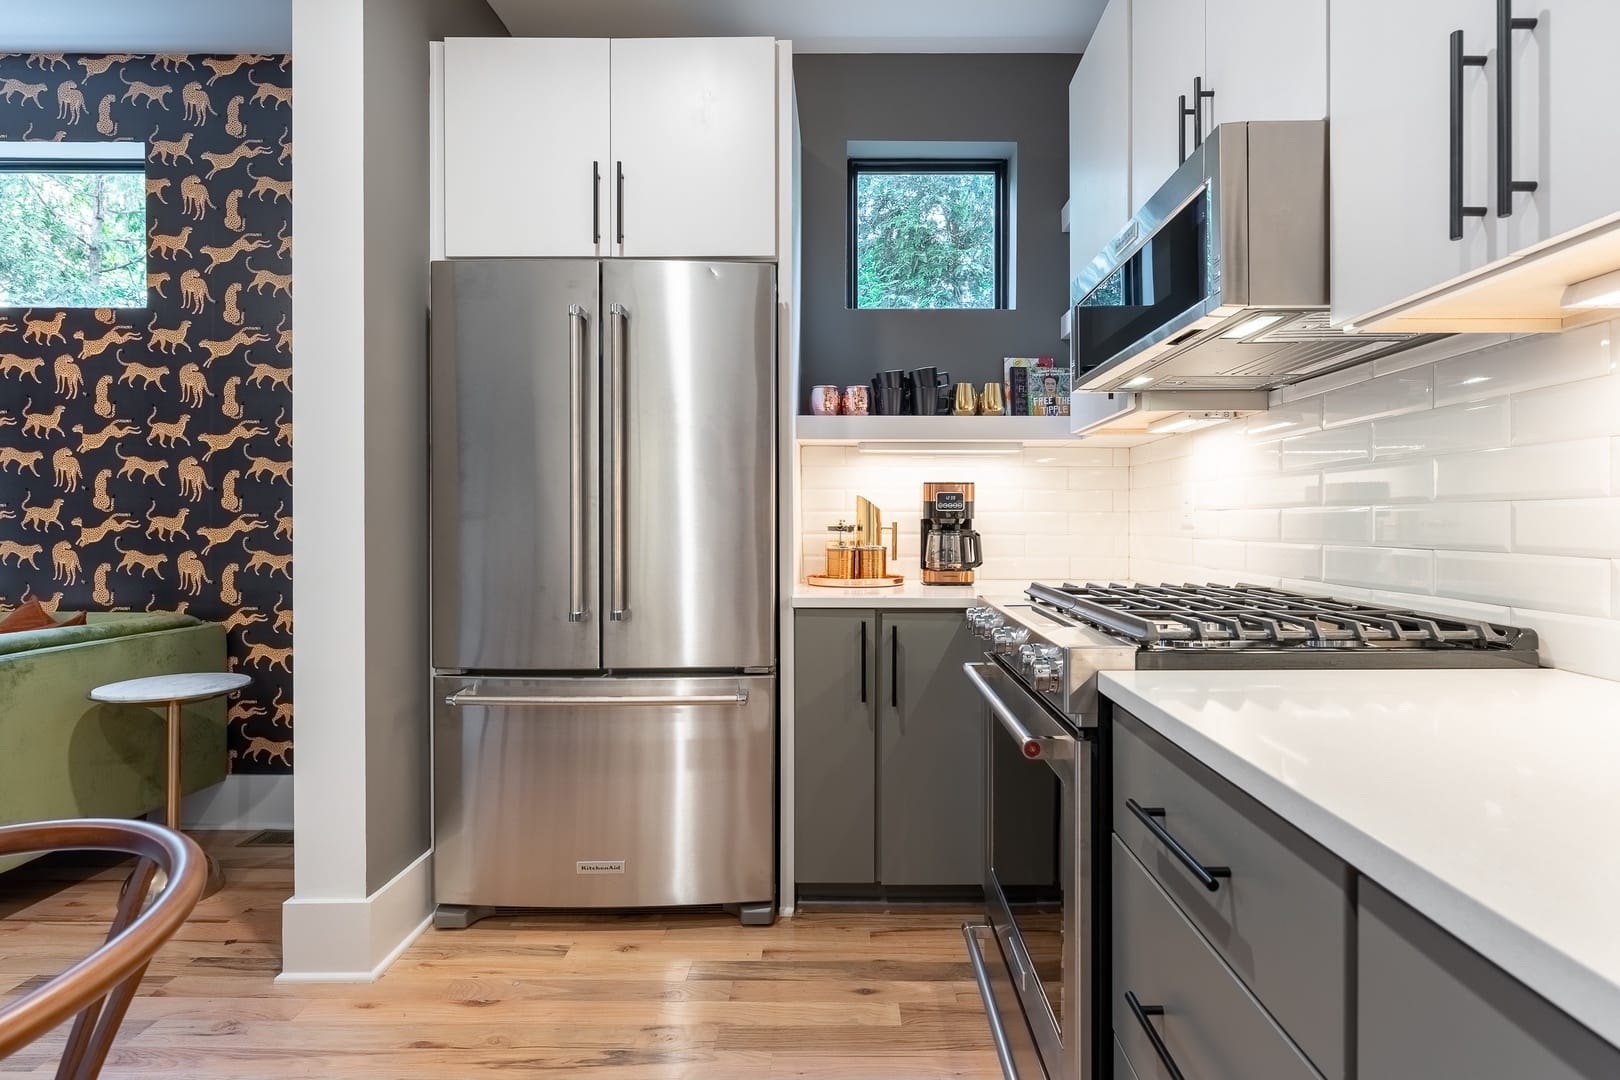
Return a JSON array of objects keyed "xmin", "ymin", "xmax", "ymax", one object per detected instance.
[
  {"xmin": 1436, "ymin": 551, "xmax": 1612, "ymax": 618},
  {"xmin": 1280, "ymin": 507, "xmax": 1373, "ymax": 544},
  {"xmin": 1321, "ymin": 460, "xmax": 1434, "ymax": 505},
  {"xmin": 1245, "ymin": 471, "xmax": 1324, "ymax": 508},
  {"xmin": 1510, "ymin": 374, "xmax": 1620, "ymax": 446},
  {"xmin": 1022, "ymin": 447, "xmax": 1117, "ymax": 468},
  {"xmin": 1192, "ymin": 508, "xmax": 1280, "ymax": 541},
  {"xmin": 1513, "ymin": 499, "xmax": 1620, "ymax": 558},
  {"xmin": 1277, "ymin": 360, "xmax": 1374, "ymax": 403},
  {"xmin": 1246, "ymin": 542, "xmax": 1322, "ymax": 580},
  {"xmin": 1372, "ymin": 400, "xmax": 1509, "ymax": 460},
  {"xmin": 1372, "ymin": 503, "xmax": 1511, "ymax": 552},
  {"xmin": 1432, "ymin": 322, "xmax": 1614, "ymax": 406},
  {"xmin": 1192, "ymin": 539, "xmax": 1248, "ymax": 571},
  {"xmin": 1280, "ymin": 426, "xmax": 1372, "ymax": 471},
  {"xmin": 1323, "ymin": 545, "xmax": 1434, "ymax": 593},
  {"xmin": 1069, "ymin": 511, "xmax": 1130, "ymax": 537},
  {"xmin": 1244, "ymin": 399, "xmax": 1324, "ymax": 443},
  {"xmin": 1434, "ymin": 440, "xmax": 1611, "ymax": 501},
  {"xmin": 1067, "ymin": 467, "xmax": 1130, "ymax": 491},
  {"xmin": 1322, "ymin": 368, "xmax": 1432, "ymax": 427}
]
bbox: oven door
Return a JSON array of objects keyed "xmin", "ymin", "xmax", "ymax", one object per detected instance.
[{"xmin": 963, "ymin": 661, "xmax": 1093, "ymax": 1080}]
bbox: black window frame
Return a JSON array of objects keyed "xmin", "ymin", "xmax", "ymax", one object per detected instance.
[{"xmin": 847, "ymin": 158, "xmax": 1009, "ymax": 311}]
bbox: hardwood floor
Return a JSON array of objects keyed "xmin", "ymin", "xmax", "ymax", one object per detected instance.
[{"xmin": 0, "ymin": 832, "xmax": 1001, "ymax": 1078}]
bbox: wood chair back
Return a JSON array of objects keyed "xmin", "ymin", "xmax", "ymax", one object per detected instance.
[{"xmin": 0, "ymin": 819, "xmax": 205, "ymax": 1079}]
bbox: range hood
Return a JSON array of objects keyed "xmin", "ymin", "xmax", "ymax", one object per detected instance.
[
  {"xmin": 1070, "ymin": 389, "xmax": 1268, "ymax": 438},
  {"xmin": 1067, "ymin": 122, "xmax": 1437, "ymax": 394}
]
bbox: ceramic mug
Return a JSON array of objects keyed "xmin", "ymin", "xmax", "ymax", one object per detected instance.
[
  {"xmin": 841, "ymin": 385, "xmax": 870, "ymax": 415},
  {"xmin": 809, "ymin": 385, "xmax": 840, "ymax": 416}
]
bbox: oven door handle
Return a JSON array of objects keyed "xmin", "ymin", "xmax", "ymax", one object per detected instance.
[{"xmin": 964, "ymin": 662, "xmax": 1073, "ymax": 762}]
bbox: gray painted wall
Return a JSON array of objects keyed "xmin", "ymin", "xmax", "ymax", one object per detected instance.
[
  {"xmin": 794, "ymin": 53, "xmax": 1079, "ymax": 410},
  {"xmin": 360, "ymin": 0, "xmax": 507, "ymax": 895}
]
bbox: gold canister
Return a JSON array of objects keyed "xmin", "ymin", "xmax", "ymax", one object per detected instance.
[
  {"xmin": 825, "ymin": 519, "xmax": 857, "ymax": 578},
  {"xmin": 979, "ymin": 382, "xmax": 1005, "ymax": 416},
  {"xmin": 854, "ymin": 545, "xmax": 888, "ymax": 579},
  {"xmin": 952, "ymin": 382, "xmax": 978, "ymax": 416}
]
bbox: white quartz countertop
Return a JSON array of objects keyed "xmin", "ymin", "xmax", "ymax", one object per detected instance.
[
  {"xmin": 791, "ymin": 580, "xmax": 1030, "ymax": 609},
  {"xmin": 1098, "ymin": 667, "xmax": 1620, "ymax": 1050}
]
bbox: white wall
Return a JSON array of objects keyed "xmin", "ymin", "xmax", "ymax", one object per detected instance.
[
  {"xmin": 799, "ymin": 445, "xmax": 1131, "ymax": 582},
  {"xmin": 1128, "ymin": 325, "xmax": 1620, "ymax": 681}
]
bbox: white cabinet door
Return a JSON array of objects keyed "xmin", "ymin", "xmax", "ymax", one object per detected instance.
[
  {"xmin": 1329, "ymin": 0, "xmax": 1497, "ymax": 325},
  {"xmin": 443, "ymin": 38, "xmax": 610, "ymax": 258},
  {"xmin": 1204, "ymin": 0, "xmax": 1326, "ymax": 132},
  {"xmin": 1069, "ymin": 0, "xmax": 1132, "ymax": 302},
  {"xmin": 609, "ymin": 37, "xmax": 776, "ymax": 259},
  {"xmin": 1531, "ymin": 4, "xmax": 1620, "ymax": 243},
  {"xmin": 1130, "ymin": 0, "xmax": 1204, "ymax": 210}
]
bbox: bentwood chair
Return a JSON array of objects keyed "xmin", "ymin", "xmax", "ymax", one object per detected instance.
[{"xmin": 0, "ymin": 819, "xmax": 205, "ymax": 1079}]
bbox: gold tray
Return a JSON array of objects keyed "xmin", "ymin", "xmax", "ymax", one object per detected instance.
[{"xmin": 806, "ymin": 574, "xmax": 905, "ymax": 588}]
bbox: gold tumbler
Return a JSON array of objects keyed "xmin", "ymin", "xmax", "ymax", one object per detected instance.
[
  {"xmin": 952, "ymin": 382, "xmax": 978, "ymax": 416},
  {"xmin": 979, "ymin": 382, "xmax": 1005, "ymax": 415}
]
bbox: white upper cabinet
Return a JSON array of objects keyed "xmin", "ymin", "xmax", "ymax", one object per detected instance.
[
  {"xmin": 442, "ymin": 36, "xmax": 777, "ymax": 260},
  {"xmin": 1069, "ymin": 0, "xmax": 1132, "ymax": 295},
  {"xmin": 444, "ymin": 38, "xmax": 611, "ymax": 258},
  {"xmin": 1129, "ymin": 0, "xmax": 1204, "ymax": 208},
  {"xmin": 1204, "ymin": 0, "xmax": 1326, "ymax": 132},
  {"xmin": 608, "ymin": 37, "xmax": 777, "ymax": 259}
]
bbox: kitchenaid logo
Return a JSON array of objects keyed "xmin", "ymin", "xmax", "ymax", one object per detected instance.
[{"xmin": 576, "ymin": 860, "xmax": 626, "ymax": 874}]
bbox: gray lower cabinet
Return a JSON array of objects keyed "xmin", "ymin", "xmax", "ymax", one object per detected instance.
[
  {"xmin": 1358, "ymin": 880, "xmax": 1620, "ymax": 1080},
  {"xmin": 794, "ymin": 608, "xmax": 983, "ymax": 890}
]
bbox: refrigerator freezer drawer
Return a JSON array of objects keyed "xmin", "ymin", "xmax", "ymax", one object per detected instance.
[{"xmin": 433, "ymin": 674, "xmax": 775, "ymax": 910}]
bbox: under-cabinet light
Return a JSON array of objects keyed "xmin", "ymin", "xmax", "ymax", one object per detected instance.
[
  {"xmin": 1123, "ymin": 375, "xmax": 1155, "ymax": 388},
  {"xmin": 1146, "ymin": 412, "xmax": 1240, "ymax": 435},
  {"xmin": 855, "ymin": 441, "xmax": 1023, "ymax": 455},
  {"xmin": 1561, "ymin": 268, "xmax": 1620, "ymax": 309},
  {"xmin": 1220, "ymin": 313, "xmax": 1286, "ymax": 339}
]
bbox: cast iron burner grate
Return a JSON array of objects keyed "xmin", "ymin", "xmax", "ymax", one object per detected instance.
[{"xmin": 1025, "ymin": 582, "xmax": 1529, "ymax": 650}]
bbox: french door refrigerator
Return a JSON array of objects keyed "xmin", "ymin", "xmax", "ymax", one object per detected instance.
[{"xmin": 428, "ymin": 259, "xmax": 777, "ymax": 927}]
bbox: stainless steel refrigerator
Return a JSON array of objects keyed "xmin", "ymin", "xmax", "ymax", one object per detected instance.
[{"xmin": 428, "ymin": 259, "xmax": 777, "ymax": 928}]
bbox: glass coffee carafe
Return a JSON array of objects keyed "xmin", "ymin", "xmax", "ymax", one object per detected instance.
[{"xmin": 924, "ymin": 527, "xmax": 982, "ymax": 571}]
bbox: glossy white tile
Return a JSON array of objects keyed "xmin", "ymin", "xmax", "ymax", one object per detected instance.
[
  {"xmin": 1246, "ymin": 542, "xmax": 1322, "ymax": 580},
  {"xmin": 1372, "ymin": 400, "xmax": 1509, "ymax": 460},
  {"xmin": 1433, "ymin": 440, "xmax": 1611, "ymax": 501},
  {"xmin": 1513, "ymin": 499, "xmax": 1620, "ymax": 559},
  {"xmin": 1323, "ymin": 545, "xmax": 1434, "ymax": 593},
  {"xmin": 1245, "ymin": 471, "xmax": 1324, "ymax": 508},
  {"xmin": 1322, "ymin": 368, "xmax": 1432, "ymax": 427},
  {"xmin": 1280, "ymin": 426, "xmax": 1372, "ymax": 471},
  {"xmin": 1510, "ymin": 374, "xmax": 1620, "ymax": 446},
  {"xmin": 1433, "ymin": 322, "xmax": 1614, "ymax": 407},
  {"xmin": 1372, "ymin": 503, "xmax": 1511, "ymax": 552},
  {"xmin": 1280, "ymin": 507, "xmax": 1373, "ymax": 544},
  {"xmin": 1192, "ymin": 508, "xmax": 1280, "ymax": 541},
  {"xmin": 1192, "ymin": 539, "xmax": 1247, "ymax": 571},
  {"xmin": 1435, "ymin": 551, "xmax": 1612, "ymax": 618},
  {"xmin": 1244, "ymin": 399, "xmax": 1323, "ymax": 443},
  {"xmin": 1321, "ymin": 460, "xmax": 1434, "ymax": 505}
]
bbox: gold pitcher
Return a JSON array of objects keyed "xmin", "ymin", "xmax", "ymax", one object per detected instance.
[{"xmin": 854, "ymin": 496, "xmax": 899, "ymax": 577}]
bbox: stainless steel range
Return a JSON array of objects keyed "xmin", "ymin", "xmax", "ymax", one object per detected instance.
[{"xmin": 961, "ymin": 582, "xmax": 1540, "ymax": 1080}]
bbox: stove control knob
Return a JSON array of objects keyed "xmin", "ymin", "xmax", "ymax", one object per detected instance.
[
  {"xmin": 1032, "ymin": 647, "xmax": 1065, "ymax": 691},
  {"xmin": 975, "ymin": 614, "xmax": 1004, "ymax": 639},
  {"xmin": 991, "ymin": 626, "xmax": 1030, "ymax": 654}
]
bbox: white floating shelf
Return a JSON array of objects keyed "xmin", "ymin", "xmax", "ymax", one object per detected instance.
[{"xmin": 795, "ymin": 414, "xmax": 1081, "ymax": 446}]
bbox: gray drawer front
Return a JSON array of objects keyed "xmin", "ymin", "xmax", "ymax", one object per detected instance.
[
  {"xmin": 1360, "ymin": 880, "xmax": 1620, "ymax": 1080},
  {"xmin": 1113, "ymin": 710, "xmax": 1351, "ymax": 1080},
  {"xmin": 1113, "ymin": 837, "xmax": 1324, "ymax": 1080}
]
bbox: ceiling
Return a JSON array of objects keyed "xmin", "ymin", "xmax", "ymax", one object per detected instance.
[
  {"xmin": 0, "ymin": 0, "xmax": 291, "ymax": 53},
  {"xmin": 485, "ymin": 0, "xmax": 1100, "ymax": 53}
]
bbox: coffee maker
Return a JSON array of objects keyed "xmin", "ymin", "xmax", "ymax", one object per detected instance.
[{"xmin": 920, "ymin": 482, "xmax": 984, "ymax": 585}]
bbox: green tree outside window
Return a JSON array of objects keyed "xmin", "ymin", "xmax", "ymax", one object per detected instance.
[
  {"xmin": 853, "ymin": 170, "xmax": 1000, "ymax": 310},
  {"xmin": 0, "ymin": 170, "xmax": 146, "ymax": 308}
]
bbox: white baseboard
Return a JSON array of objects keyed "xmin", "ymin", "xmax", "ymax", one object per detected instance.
[
  {"xmin": 182, "ymin": 774, "xmax": 294, "ymax": 830},
  {"xmin": 277, "ymin": 849, "xmax": 433, "ymax": 981}
]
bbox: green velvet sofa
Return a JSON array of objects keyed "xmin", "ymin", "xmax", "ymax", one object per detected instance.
[{"xmin": 0, "ymin": 612, "xmax": 230, "ymax": 873}]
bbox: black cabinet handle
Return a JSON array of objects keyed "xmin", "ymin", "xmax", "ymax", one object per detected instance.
[
  {"xmin": 1191, "ymin": 76, "xmax": 1215, "ymax": 149},
  {"xmin": 890, "ymin": 625, "xmax": 899, "ymax": 709},
  {"xmin": 1496, "ymin": 0, "xmax": 1539, "ymax": 216},
  {"xmin": 1449, "ymin": 30, "xmax": 1488, "ymax": 240},
  {"xmin": 615, "ymin": 161, "xmax": 625, "ymax": 246},
  {"xmin": 1177, "ymin": 94, "xmax": 1195, "ymax": 165},
  {"xmin": 1126, "ymin": 798, "xmax": 1231, "ymax": 892},
  {"xmin": 859, "ymin": 620, "xmax": 868, "ymax": 704},
  {"xmin": 1125, "ymin": 992, "xmax": 1187, "ymax": 1080},
  {"xmin": 592, "ymin": 161, "xmax": 601, "ymax": 245}
]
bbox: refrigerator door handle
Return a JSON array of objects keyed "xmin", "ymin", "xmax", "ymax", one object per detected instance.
[
  {"xmin": 567, "ymin": 303, "xmax": 591, "ymax": 623},
  {"xmin": 443, "ymin": 689, "xmax": 750, "ymax": 708},
  {"xmin": 608, "ymin": 302, "xmax": 630, "ymax": 622}
]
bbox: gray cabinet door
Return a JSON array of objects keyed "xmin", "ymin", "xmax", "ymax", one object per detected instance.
[
  {"xmin": 1359, "ymin": 880, "xmax": 1620, "ymax": 1080},
  {"xmin": 793, "ymin": 610, "xmax": 877, "ymax": 884},
  {"xmin": 878, "ymin": 611, "xmax": 985, "ymax": 886}
]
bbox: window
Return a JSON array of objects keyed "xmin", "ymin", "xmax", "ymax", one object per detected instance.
[
  {"xmin": 0, "ymin": 143, "xmax": 146, "ymax": 308},
  {"xmin": 848, "ymin": 159, "xmax": 1007, "ymax": 310}
]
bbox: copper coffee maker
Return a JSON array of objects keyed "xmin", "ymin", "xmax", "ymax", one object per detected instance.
[{"xmin": 920, "ymin": 482, "xmax": 983, "ymax": 585}]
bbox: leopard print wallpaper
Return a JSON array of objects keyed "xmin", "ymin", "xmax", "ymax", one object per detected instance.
[{"xmin": 0, "ymin": 52, "xmax": 293, "ymax": 775}]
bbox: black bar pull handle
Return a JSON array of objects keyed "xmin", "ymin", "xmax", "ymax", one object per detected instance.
[
  {"xmin": 1449, "ymin": 30, "xmax": 1488, "ymax": 240},
  {"xmin": 1126, "ymin": 798, "xmax": 1231, "ymax": 892},
  {"xmin": 1191, "ymin": 76, "xmax": 1215, "ymax": 149},
  {"xmin": 615, "ymin": 160, "xmax": 625, "ymax": 246},
  {"xmin": 1125, "ymin": 992, "xmax": 1188, "ymax": 1080},
  {"xmin": 859, "ymin": 620, "xmax": 868, "ymax": 704},
  {"xmin": 1496, "ymin": 0, "xmax": 1539, "ymax": 216},
  {"xmin": 592, "ymin": 161, "xmax": 601, "ymax": 245},
  {"xmin": 1177, "ymin": 94, "xmax": 1194, "ymax": 165},
  {"xmin": 890, "ymin": 625, "xmax": 899, "ymax": 710}
]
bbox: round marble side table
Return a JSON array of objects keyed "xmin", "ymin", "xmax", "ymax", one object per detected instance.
[{"xmin": 89, "ymin": 671, "xmax": 252, "ymax": 898}]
